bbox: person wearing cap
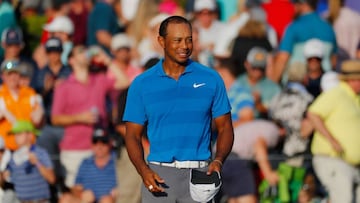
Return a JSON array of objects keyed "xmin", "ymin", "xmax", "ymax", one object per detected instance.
[
  {"xmin": 42, "ymin": 15, "xmax": 74, "ymax": 66},
  {"xmin": 123, "ymin": 15, "xmax": 234, "ymax": 203},
  {"xmin": 272, "ymin": 0, "xmax": 337, "ymax": 83},
  {"xmin": 307, "ymin": 60, "xmax": 360, "ymax": 203},
  {"xmin": 0, "ymin": 59, "xmax": 44, "ymax": 151},
  {"xmin": 192, "ymin": 0, "xmax": 225, "ymax": 67},
  {"xmin": 1, "ymin": 27, "xmax": 38, "ymax": 86},
  {"xmin": 0, "ymin": 0, "xmax": 17, "ymax": 59},
  {"xmin": 4, "ymin": 120, "xmax": 55, "ymax": 203},
  {"xmin": 51, "ymin": 44, "xmax": 118, "ymax": 189},
  {"xmin": 237, "ymin": 47, "xmax": 281, "ymax": 118},
  {"xmin": 34, "ymin": 36, "xmax": 72, "ymax": 198},
  {"xmin": 107, "ymin": 33, "xmax": 141, "ymax": 114},
  {"xmin": 303, "ymin": 38, "xmax": 325, "ymax": 98},
  {"xmin": 59, "ymin": 128, "xmax": 117, "ymax": 203}
]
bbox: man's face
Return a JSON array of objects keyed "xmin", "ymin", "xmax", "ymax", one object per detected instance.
[
  {"xmin": 92, "ymin": 140, "xmax": 111, "ymax": 159},
  {"xmin": 307, "ymin": 57, "xmax": 322, "ymax": 73},
  {"xmin": 3, "ymin": 44, "xmax": 22, "ymax": 58},
  {"xmin": 113, "ymin": 48, "xmax": 131, "ymax": 63},
  {"xmin": 47, "ymin": 51, "xmax": 62, "ymax": 64},
  {"xmin": 159, "ymin": 23, "xmax": 193, "ymax": 65},
  {"xmin": 2, "ymin": 71, "xmax": 20, "ymax": 88},
  {"xmin": 195, "ymin": 9, "xmax": 216, "ymax": 28}
]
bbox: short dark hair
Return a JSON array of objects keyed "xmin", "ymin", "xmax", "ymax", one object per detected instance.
[{"xmin": 159, "ymin": 15, "xmax": 192, "ymax": 38}]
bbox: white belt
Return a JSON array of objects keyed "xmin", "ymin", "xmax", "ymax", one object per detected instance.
[{"xmin": 150, "ymin": 160, "xmax": 209, "ymax": 169}]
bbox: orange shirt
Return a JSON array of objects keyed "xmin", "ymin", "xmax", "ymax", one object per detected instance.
[{"xmin": 0, "ymin": 85, "xmax": 38, "ymax": 150}]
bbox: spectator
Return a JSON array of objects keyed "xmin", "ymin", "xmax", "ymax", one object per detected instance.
[
  {"xmin": 307, "ymin": 60, "xmax": 360, "ymax": 203},
  {"xmin": 229, "ymin": 18, "xmax": 273, "ymax": 77},
  {"xmin": 35, "ymin": 36, "xmax": 72, "ymax": 201},
  {"xmin": 0, "ymin": 0, "xmax": 17, "ymax": 59},
  {"xmin": 237, "ymin": 47, "xmax": 281, "ymax": 118},
  {"xmin": 192, "ymin": 0, "xmax": 225, "ymax": 67},
  {"xmin": 0, "ymin": 59, "xmax": 43, "ymax": 151},
  {"xmin": 273, "ymin": 0, "xmax": 337, "ymax": 82},
  {"xmin": 68, "ymin": 0, "xmax": 89, "ymax": 45},
  {"xmin": 136, "ymin": 13, "xmax": 169, "ymax": 64},
  {"xmin": 87, "ymin": 0, "xmax": 121, "ymax": 53},
  {"xmin": 1, "ymin": 27, "xmax": 38, "ymax": 87},
  {"xmin": 43, "ymin": 15, "xmax": 74, "ymax": 65},
  {"xmin": 51, "ymin": 45, "xmax": 115, "ymax": 188},
  {"xmin": 303, "ymin": 38, "xmax": 325, "ymax": 98},
  {"xmin": 108, "ymin": 33, "xmax": 141, "ymax": 123},
  {"xmin": 0, "ymin": 136, "xmax": 14, "ymax": 203},
  {"xmin": 328, "ymin": 0, "xmax": 360, "ymax": 61},
  {"xmin": 59, "ymin": 127, "xmax": 117, "ymax": 203},
  {"xmin": 18, "ymin": 0, "xmax": 47, "ymax": 58},
  {"xmin": 4, "ymin": 120, "xmax": 55, "ymax": 202},
  {"xmin": 269, "ymin": 62, "xmax": 314, "ymax": 165},
  {"xmin": 221, "ymin": 119, "xmax": 282, "ymax": 203},
  {"xmin": 214, "ymin": 58, "xmax": 255, "ymax": 127},
  {"xmin": 123, "ymin": 16, "xmax": 234, "ymax": 202}
]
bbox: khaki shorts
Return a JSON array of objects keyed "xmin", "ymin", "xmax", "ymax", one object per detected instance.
[{"xmin": 60, "ymin": 150, "xmax": 92, "ymax": 187}]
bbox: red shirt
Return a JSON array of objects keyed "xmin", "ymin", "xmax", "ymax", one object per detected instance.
[{"xmin": 262, "ymin": 0, "xmax": 295, "ymax": 41}]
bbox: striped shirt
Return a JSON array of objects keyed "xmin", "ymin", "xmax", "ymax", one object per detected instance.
[
  {"xmin": 75, "ymin": 154, "xmax": 117, "ymax": 200},
  {"xmin": 8, "ymin": 145, "xmax": 52, "ymax": 201}
]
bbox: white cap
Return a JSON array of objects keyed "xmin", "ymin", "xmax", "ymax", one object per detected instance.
[
  {"xmin": 148, "ymin": 13, "xmax": 170, "ymax": 29},
  {"xmin": 320, "ymin": 71, "xmax": 339, "ymax": 92},
  {"xmin": 303, "ymin": 38, "xmax": 324, "ymax": 59},
  {"xmin": 111, "ymin": 33, "xmax": 132, "ymax": 51},
  {"xmin": 43, "ymin": 16, "xmax": 74, "ymax": 34},
  {"xmin": 194, "ymin": 0, "xmax": 217, "ymax": 12}
]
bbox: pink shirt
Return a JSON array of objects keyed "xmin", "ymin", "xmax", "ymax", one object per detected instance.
[{"xmin": 52, "ymin": 73, "xmax": 114, "ymax": 150}]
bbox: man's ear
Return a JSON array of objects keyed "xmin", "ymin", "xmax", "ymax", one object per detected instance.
[{"xmin": 158, "ymin": 36, "xmax": 165, "ymax": 49}]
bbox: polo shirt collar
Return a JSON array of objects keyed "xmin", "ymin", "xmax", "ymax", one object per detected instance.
[{"xmin": 155, "ymin": 58, "xmax": 195, "ymax": 77}]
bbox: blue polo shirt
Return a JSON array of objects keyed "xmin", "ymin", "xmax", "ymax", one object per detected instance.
[
  {"xmin": 123, "ymin": 59, "xmax": 231, "ymax": 162},
  {"xmin": 75, "ymin": 154, "xmax": 117, "ymax": 200},
  {"xmin": 279, "ymin": 12, "xmax": 337, "ymax": 71}
]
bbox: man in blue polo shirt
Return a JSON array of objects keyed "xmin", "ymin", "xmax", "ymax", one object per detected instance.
[
  {"xmin": 272, "ymin": 0, "xmax": 337, "ymax": 83},
  {"xmin": 123, "ymin": 16, "xmax": 234, "ymax": 202}
]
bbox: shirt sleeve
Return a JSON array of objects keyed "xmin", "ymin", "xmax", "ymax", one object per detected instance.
[
  {"xmin": 279, "ymin": 24, "xmax": 296, "ymax": 53},
  {"xmin": 212, "ymin": 73, "xmax": 232, "ymax": 118},
  {"xmin": 51, "ymin": 83, "xmax": 66, "ymax": 116},
  {"xmin": 122, "ymin": 78, "xmax": 147, "ymax": 124}
]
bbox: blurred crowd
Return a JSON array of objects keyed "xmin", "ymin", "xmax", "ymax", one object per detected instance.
[{"xmin": 0, "ymin": 0, "xmax": 359, "ymax": 202}]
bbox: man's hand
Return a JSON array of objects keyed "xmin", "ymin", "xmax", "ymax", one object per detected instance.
[
  {"xmin": 141, "ymin": 167, "xmax": 165, "ymax": 193},
  {"xmin": 207, "ymin": 160, "xmax": 222, "ymax": 175}
]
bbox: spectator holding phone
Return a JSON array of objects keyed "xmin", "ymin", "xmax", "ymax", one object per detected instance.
[{"xmin": 4, "ymin": 120, "xmax": 55, "ymax": 203}]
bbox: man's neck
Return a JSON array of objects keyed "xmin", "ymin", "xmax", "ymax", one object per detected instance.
[
  {"xmin": 94, "ymin": 155, "xmax": 111, "ymax": 168},
  {"xmin": 73, "ymin": 66, "xmax": 89, "ymax": 83},
  {"xmin": 162, "ymin": 59, "xmax": 187, "ymax": 80},
  {"xmin": 49, "ymin": 61, "xmax": 62, "ymax": 75}
]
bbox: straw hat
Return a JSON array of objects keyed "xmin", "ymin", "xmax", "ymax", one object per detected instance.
[{"xmin": 338, "ymin": 60, "xmax": 360, "ymax": 80}]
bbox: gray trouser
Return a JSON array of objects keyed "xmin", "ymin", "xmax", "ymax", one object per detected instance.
[
  {"xmin": 36, "ymin": 125, "xmax": 65, "ymax": 178},
  {"xmin": 142, "ymin": 164, "xmax": 210, "ymax": 203}
]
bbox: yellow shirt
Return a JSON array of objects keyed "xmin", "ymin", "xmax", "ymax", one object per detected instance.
[
  {"xmin": 0, "ymin": 85, "xmax": 37, "ymax": 150},
  {"xmin": 309, "ymin": 82, "xmax": 360, "ymax": 165}
]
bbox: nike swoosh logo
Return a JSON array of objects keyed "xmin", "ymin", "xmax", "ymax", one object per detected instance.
[{"xmin": 193, "ymin": 83, "xmax": 206, "ymax": 88}]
